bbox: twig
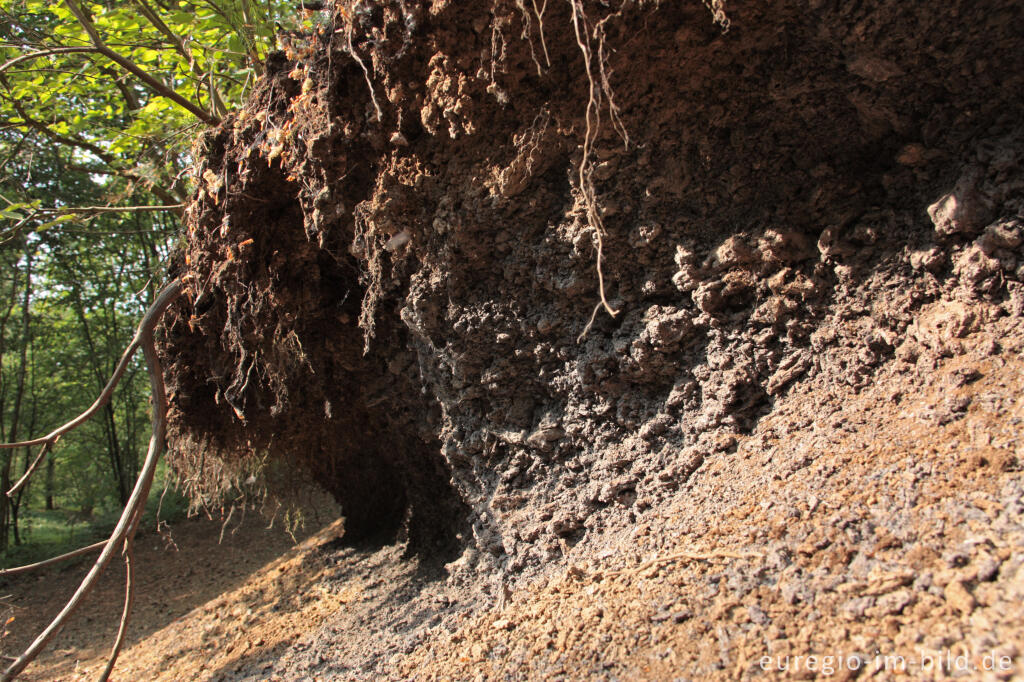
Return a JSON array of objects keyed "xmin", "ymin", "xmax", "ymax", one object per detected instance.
[
  {"xmin": 0, "ymin": 540, "xmax": 106, "ymax": 578},
  {"xmin": 98, "ymin": 546, "xmax": 133, "ymax": 682},
  {"xmin": 99, "ymin": 492, "xmax": 149, "ymax": 682},
  {"xmin": 31, "ymin": 204, "xmax": 185, "ymax": 215},
  {"xmin": 1, "ymin": 279, "xmax": 181, "ymax": 682},
  {"xmin": 0, "ymin": 47, "xmax": 99, "ymax": 74},
  {"xmin": 130, "ymin": 0, "xmax": 227, "ymax": 118},
  {"xmin": 6, "ymin": 439, "xmax": 57, "ymax": 497},
  {"xmin": 62, "ymin": 0, "xmax": 218, "ymax": 125}
]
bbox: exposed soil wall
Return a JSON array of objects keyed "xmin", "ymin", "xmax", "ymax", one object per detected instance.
[{"xmin": 157, "ymin": 0, "xmax": 1023, "ymax": 582}]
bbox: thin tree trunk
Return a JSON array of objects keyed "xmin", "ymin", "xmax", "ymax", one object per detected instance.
[
  {"xmin": 65, "ymin": 277, "xmax": 131, "ymax": 506},
  {"xmin": 45, "ymin": 450, "xmax": 55, "ymax": 510},
  {"xmin": 11, "ymin": 503, "xmax": 19, "ymax": 546},
  {"xmin": 1, "ymin": 249, "xmax": 32, "ymax": 551},
  {"xmin": 100, "ymin": 402, "xmax": 128, "ymax": 505},
  {"xmin": 11, "ymin": 390, "xmax": 41, "ymax": 544},
  {"xmin": 0, "ymin": 252, "xmax": 23, "ymax": 455}
]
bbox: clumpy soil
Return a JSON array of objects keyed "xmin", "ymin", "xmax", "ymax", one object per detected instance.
[{"xmin": 143, "ymin": 0, "xmax": 1024, "ymax": 678}]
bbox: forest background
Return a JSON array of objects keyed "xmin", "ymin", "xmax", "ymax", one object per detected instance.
[{"xmin": 0, "ymin": 0, "xmax": 317, "ymax": 566}]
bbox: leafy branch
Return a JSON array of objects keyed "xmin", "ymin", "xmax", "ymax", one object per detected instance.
[{"xmin": 62, "ymin": 0, "xmax": 219, "ymax": 125}]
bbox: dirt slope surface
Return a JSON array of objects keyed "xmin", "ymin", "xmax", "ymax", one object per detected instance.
[
  {"xmin": 0, "ymin": 514, "xmax": 326, "ymax": 680},
  {"xmin": 159, "ymin": 0, "xmax": 1023, "ymax": 571},
  {"xmin": 397, "ymin": 322, "xmax": 1024, "ymax": 681},
  {"xmin": 4, "ymin": 321, "xmax": 1021, "ymax": 680}
]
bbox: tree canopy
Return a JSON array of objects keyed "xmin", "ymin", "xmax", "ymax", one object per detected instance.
[{"xmin": 0, "ymin": 0, "xmax": 311, "ymax": 233}]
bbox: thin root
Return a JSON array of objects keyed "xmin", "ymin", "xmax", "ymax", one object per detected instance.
[
  {"xmin": 569, "ymin": 0, "xmax": 628, "ymax": 340},
  {"xmin": 342, "ymin": 6, "xmax": 383, "ymax": 122}
]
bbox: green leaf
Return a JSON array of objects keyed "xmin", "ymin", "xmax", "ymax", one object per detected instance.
[{"xmin": 34, "ymin": 213, "xmax": 77, "ymax": 232}]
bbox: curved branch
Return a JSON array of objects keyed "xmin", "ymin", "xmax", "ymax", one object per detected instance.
[
  {"xmin": 0, "ymin": 280, "xmax": 181, "ymax": 451},
  {"xmin": 99, "ymin": 535, "xmax": 136, "ymax": 682},
  {"xmin": 1, "ymin": 280, "xmax": 181, "ymax": 682},
  {"xmin": 131, "ymin": 0, "xmax": 226, "ymax": 118},
  {"xmin": 99, "ymin": 548, "xmax": 134, "ymax": 679},
  {"xmin": 6, "ymin": 439, "xmax": 57, "ymax": 497},
  {"xmin": 0, "ymin": 540, "xmax": 106, "ymax": 578},
  {"xmin": 62, "ymin": 0, "xmax": 219, "ymax": 125}
]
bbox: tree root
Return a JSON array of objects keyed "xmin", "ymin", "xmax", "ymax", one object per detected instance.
[
  {"xmin": 568, "ymin": 0, "xmax": 630, "ymax": 341},
  {"xmin": 0, "ymin": 279, "xmax": 182, "ymax": 682}
]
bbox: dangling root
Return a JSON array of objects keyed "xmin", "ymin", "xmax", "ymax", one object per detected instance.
[
  {"xmin": 568, "ymin": 0, "xmax": 630, "ymax": 340},
  {"xmin": 516, "ymin": 0, "xmax": 551, "ymax": 76},
  {"xmin": 340, "ymin": 2, "xmax": 383, "ymax": 122},
  {"xmin": 0, "ymin": 279, "xmax": 182, "ymax": 682}
]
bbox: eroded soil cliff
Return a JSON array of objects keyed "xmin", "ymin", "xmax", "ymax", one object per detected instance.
[{"xmin": 147, "ymin": 0, "xmax": 1023, "ymax": 677}]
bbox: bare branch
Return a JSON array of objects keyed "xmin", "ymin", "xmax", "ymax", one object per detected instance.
[
  {"xmin": 0, "ymin": 280, "xmax": 182, "ymax": 451},
  {"xmin": 34, "ymin": 204, "xmax": 185, "ymax": 216},
  {"xmin": 0, "ymin": 46, "xmax": 99, "ymax": 74},
  {"xmin": 5, "ymin": 438, "xmax": 57, "ymax": 497},
  {"xmin": 0, "ymin": 540, "xmax": 106, "ymax": 578},
  {"xmin": 99, "ymin": 536, "xmax": 135, "ymax": 682},
  {"xmin": 131, "ymin": 0, "xmax": 227, "ymax": 118}
]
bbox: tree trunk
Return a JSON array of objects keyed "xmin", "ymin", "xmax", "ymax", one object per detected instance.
[
  {"xmin": 11, "ymin": 502, "xmax": 20, "ymax": 545},
  {"xmin": 10, "ymin": 392, "xmax": 41, "ymax": 539},
  {"xmin": 1, "ymin": 249, "xmax": 32, "ymax": 551},
  {"xmin": 65, "ymin": 277, "xmax": 131, "ymax": 506},
  {"xmin": 45, "ymin": 449, "xmax": 55, "ymax": 510},
  {"xmin": 103, "ymin": 402, "xmax": 129, "ymax": 505}
]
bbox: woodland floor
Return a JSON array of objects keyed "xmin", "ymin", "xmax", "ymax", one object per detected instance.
[{"xmin": 0, "ymin": 512, "xmax": 333, "ymax": 681}]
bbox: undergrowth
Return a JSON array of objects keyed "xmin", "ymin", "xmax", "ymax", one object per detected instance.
[{"xmin": 0, "ymin": 488, "xmax": 189, "ymax": 571}]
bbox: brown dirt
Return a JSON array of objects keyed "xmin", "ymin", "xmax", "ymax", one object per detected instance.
[
  {"xmin": 157, "ymin": 0, "xmax": 1024, "ymax": 569},
  {"xmin": 396, "ymin": 323, "xmax": 1024, "ymax": 681},
  {"xmin": 0, "ymin": 513, "xmax": 331, "ymax": 680},
  {"xmin": 15, "ymin": 0, "xmax": 1024, "ymax": 679}
]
